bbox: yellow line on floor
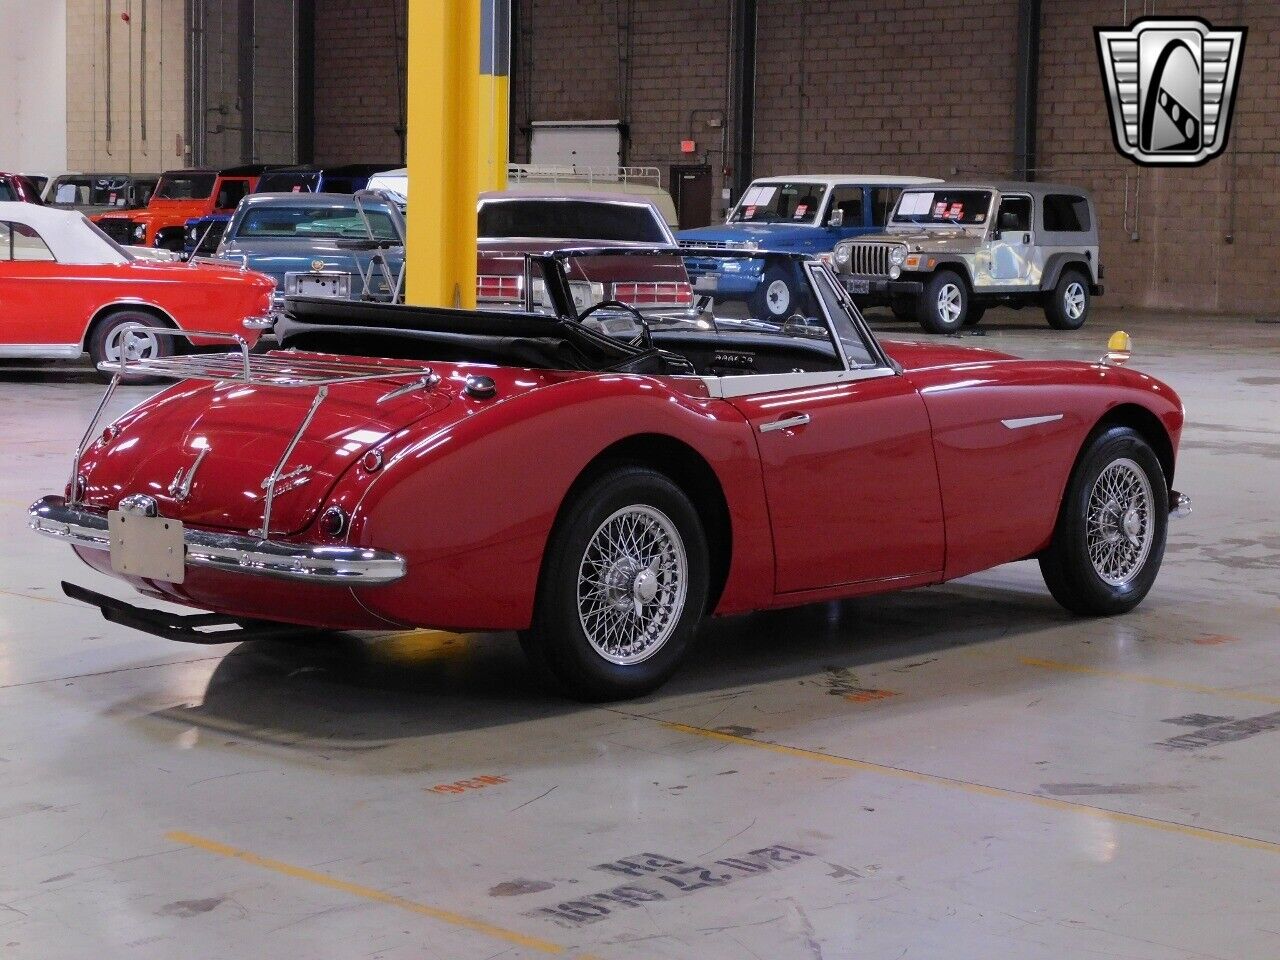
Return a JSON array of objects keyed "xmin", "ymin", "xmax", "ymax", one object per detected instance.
[
  {"xmin": 1020, "ymin": 656, "xmax": 1280, "ymax": 707},
  {"xmin": 665, "ymin": 723, "xmax": 1280, "ymax": 856},
  {"xmin": 166, "ymin": 831, "xmax": 598, "ymax": 957},
  {"xmin": 0, "ymin": 587, "xmax": 78, "ymax": 607}
]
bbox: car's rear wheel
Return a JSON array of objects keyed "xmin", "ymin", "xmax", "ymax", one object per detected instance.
[
  {"xmin": 1045, "ymin": 269, "xmax": 1090, "ymax": 330},
  {"xmin": 88, "ymin": 310, "xmax": 173, "ymax": 383},
  {"xmin": 963, "ymin": 303, "xmax": 986, "ymax": 326},
  {"xmin": 1039, "ymin": 426, "xmax": 1168, "ymax": 616},
  {"xmin": 520, "ymin": 465, "xmax": 708, "ymax": 701},
  {"xmin": 916, "ymin": 269, "xmax": 968, "ymax": 333}
]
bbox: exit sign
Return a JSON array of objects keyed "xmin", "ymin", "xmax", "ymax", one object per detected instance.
[{"xmin": 680, "ymin": 139, "xmax": 696, "ymax": 154}]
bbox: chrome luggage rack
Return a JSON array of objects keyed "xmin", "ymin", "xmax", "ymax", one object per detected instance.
[{"xmin": 71, "ymin": 325, "xmax": 435, "ymax": 538}]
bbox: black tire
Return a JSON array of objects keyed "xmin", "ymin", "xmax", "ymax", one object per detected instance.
[
  {"xmin": 1045, "ymin": 268, "xmax": 1090, "ymax": 330},
  {"xmin": 87, "ymin": 310, "xmax": 173, "ymax": 382},
  {"xmin": 520, "ymin": 465, "xmax": 709, "ymax": 701},
  {"xmin": 916, "ymin": 269, "xmax": 968, "ymax": 334},
  {"xmin": 749, "ymin": 265, "xmax": 798, "ymax": 320},
  {"xmin": 963, "ymin": 303, "xmax": 986, "ymax": 326},
  {"xmin": 1039, "ymin": 426, "xmax": 1168, "ymax": 616},
  {"xmin": 890, "ymin": 296, "xmax": 915, "ymax": 321}
]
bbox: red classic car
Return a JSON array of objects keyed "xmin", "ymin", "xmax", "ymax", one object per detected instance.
[
  {"xmin": 476, "ymin": 192, "xmax": 692, "ymax": 314},
  {"xmin": 0, "ymin": 202, "xmax": 275, "ymax": 374},
  {"xmin": 30, "ymin": 249, "xmax": 1188, "ymax": 701}
]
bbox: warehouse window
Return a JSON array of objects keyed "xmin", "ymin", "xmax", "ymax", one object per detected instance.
[
  {"xmin": 0, "ymin": 222, "xmax": 56, "ymax": 262},
  {"xmin": 1043, "ymin": 194, "xmax": 1091, "ymax": 232}
]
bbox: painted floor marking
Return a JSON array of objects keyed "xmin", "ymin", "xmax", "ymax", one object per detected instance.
[
  {"xmin": 0, "ymin": 587, "xmax": 81, "ymax": 607},
  {"xmin": 664, "ymin": 723, "xmax": 1280, "ymax": 856},
  {"xmin": 1021, "ymin": 657, "xmax": 1280, "ymax": 707},
  {"xmin": 166, "ymin": 831, "xmax": 599, "ymax": 958}
]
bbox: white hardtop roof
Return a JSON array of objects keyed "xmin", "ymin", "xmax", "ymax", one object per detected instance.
[
  {"xmin": 750, "ymin": 175, "xmax": 942, "ymax": 187},
  {"xmin": 0, "ymin": 202, "xmax": 129, "ymax": 265}
]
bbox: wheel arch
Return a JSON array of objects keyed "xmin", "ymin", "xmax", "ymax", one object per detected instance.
[
  {"xmin": 83, "ymin": 301, "xmax": 180, "ymax": 351},
  {"xmin": 1090, "ymin": 403, "xmax": 1176, "ymax": 490},
  {"xmin": 1042, "ymin": 254, "xmax": 1095, "ymax": 293},
  {"xmin": 551, "ymin": 433, "xmax": 734, "ymax": 614}
]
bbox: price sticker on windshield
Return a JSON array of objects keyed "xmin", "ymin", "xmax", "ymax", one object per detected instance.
[
  {"xmin": 947, "ymin": 203, "xmax": 964, "ymax": 218},
  {"xmin": 793, "ymin": 204, "xmax": 808, "ymax": 219},
  {"xmin": 934, "ymin": 201, "xmax": 948, "ymax": 217}
]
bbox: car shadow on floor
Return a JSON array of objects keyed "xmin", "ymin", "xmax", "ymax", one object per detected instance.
[{"xmin": 113, "ymin": 575, "xmax": 1081, "ymax": 772}]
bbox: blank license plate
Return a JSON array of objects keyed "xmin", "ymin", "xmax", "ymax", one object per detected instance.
[
  {"xmin": 844, "ymin": 278, "xmax": 870, "ymax": 295},
  {"xmin": 109, "ymin": 511, "xmax": 185, "ymax": 583},
  {"xmin": 293, "ymin": 273, "xmax": 350, "ymax": 298}
]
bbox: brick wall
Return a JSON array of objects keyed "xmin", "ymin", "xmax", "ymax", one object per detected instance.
[
  {"xmin": 313, "ymin": 0, "xmax": 407, "ymax": 166},
  {"xmin": 66, "ymin": 0, "xmax": 187, "ymax": 174},
  {"xmin": 309, "ymin": 0, "xmax": 1278, "ymax": 313}
]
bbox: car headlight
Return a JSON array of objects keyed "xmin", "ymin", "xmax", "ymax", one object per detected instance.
[
  {"xmin": 889, "ymin": 246, "xmax": 906, "ymax": 266},
  {"xmin": 889, "ymin": 265, "xmax": 902, "ymax": 279},
  {"xmin": 743, "ymin": 240, "xmax": 760, "ymax": 251},
  {"xmin": 133, "ymin": 224, "xmax": 146, "ymax": 240},
  {"xmin": 834, "ymin": 244, "xmax": 850, "ymax": 266}
]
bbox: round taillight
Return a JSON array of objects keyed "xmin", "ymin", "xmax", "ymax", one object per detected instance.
[
  {"xmin": 361, "ymin": 449, "xmax": 384, "ymax": 473},
  {"xmin": 320, "ymin": 505, "xmax": 348, "ymax": 538}
]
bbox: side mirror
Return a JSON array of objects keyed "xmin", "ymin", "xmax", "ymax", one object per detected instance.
[{"xmin": 827, "ymin": 209, "xmax": 844, "ymax": 228}]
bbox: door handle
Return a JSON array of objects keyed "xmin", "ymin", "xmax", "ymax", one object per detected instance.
[{"xmin": 759, "ymin": 413, "xmax": 811, "ymax": 434}]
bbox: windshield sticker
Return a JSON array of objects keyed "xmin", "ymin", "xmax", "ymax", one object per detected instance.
[
  {"xmin": 292, "ymin": 185, "xmax": 303, "ymax": 192},
  {"xmin": 109, "ymin": 192, "xmax": 119, "ymax": 205},
  {"xmin": 793, "ymin": 204, "xmax": 808, "ymax": 219},
  {"xmin": 754, "ymin": 185, "xmax": 778, "ymax": 205},
  {"xmin": 897, "ymin": 192, "xmax": 933, "ymax": 216},
  {"xmin": 974, "ymin": 213, "xmax": 986, "ymax": 222},
  {"xmin": 56, "ymin": 185, "xmax": 77, "ymax": 203},
  {"xmin": 744, "ymin": 205, "xmax": 757, "ymax": 219},
  {"xmin": 946, "ymin": 202, "xmax": 964, "ymax": 219},
  {"xmin": 933, "ymin": 201, "xmax": 948, "ymax": 217}
]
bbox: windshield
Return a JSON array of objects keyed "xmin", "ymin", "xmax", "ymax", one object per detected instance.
[
  {"xmin": 729, "ymin": 182, "xmax": 827, "ymax": 224},
  {"xmin": 892, "ymin": 189, "xmax": 992, "ymax": 226},
  {"xmin": 235, "ymin": 202, "xmax": 400, "ymax": 241},
  {"xmin": 257, "ymin": 171, "xmax": 322, "ymax": 193},
  {"xmin": 50, "ymin": 176, "xmax": 133, "ymax": 207},
  {"xmin": 154, "ymin": 173, "xmax": 217, "ymax": 200},
  {"xmin": 479, "ymin": 199, "xmax": 668, "ymax": 243}
]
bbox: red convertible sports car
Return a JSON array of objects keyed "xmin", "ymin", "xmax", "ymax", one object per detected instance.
[
  {"xmin": 30, "ymin": 249, "xmax": 1188, "ymax": 700},
  {"xmin": 0, "ymin": 202, "xmax": 274, "ymax": 375}
]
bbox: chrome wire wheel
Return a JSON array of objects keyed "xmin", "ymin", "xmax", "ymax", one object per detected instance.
[
  {"xmin": 577, "ymin": 505, "xmax": 687, "ymax": 665},
  {"xmin": 104, "ymin": 326, "xmax": 160, "ymax": 363},
  {"xmin": 936, "ymin": 282, "xmax": 963, "ymax": 324},
  {"xmin": 1086, "ymin": 458, "xmax": 1154, "ymax": 587},
  {"xmin": 1063, "ymin": 281, "xmax": 1087, "ymax": 320}
]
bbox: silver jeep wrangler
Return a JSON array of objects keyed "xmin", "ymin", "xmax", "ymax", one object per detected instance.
[{"xmin": 833, "ymin": 181, "xmax": 1103, "ymax": 334}]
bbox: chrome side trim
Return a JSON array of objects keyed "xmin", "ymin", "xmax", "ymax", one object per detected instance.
[
  {"xmin": 0, "ymin": 344, "xmax": 84, "ymax": 359},
  {"xmin": 692, "ymin": 366, "xmax": 896, "ymax": 399},
  {"xmin": 29, "ymin": 496, "xmax": 406, "ymax": 585},
  {"xmin": 1001, "ymin": 414, "xmax": 1064, "ymax": 429}
]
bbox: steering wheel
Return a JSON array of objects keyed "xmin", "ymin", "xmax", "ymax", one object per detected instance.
[{"xmin": 577, "ymin": 299, "xmax": 653, "ymax": 350}]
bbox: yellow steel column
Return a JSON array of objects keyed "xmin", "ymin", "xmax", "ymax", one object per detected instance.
[{"xmin": 405, "ymin": 0, "xmax": 509, "ymax": 308}]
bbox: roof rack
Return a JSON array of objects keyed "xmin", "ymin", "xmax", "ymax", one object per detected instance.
[{"xmin": 507, "ymin": 164, "xmax": 662, "ymax": 189}]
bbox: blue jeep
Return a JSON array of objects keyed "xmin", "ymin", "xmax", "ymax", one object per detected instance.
[
  {"xmin": 209, "ymin": 192, "xmax": 405, "ymax": 314},
  {"xmin": 678, "ymin": 175, "xmax": 939, "ymax": 318},
  {"xmin": 184, "ymin": 164, "xmax": 395, "ymax": 256}
]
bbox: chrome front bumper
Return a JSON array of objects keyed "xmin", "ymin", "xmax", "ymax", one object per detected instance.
[{"xmin": 29, "ymin": 496, "xmax": 406, "ymax": 585}]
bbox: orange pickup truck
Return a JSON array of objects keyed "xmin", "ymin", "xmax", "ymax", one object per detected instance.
[{"xmin": 93, "ymin": 165, "xmax": 269, "ymax": 251}]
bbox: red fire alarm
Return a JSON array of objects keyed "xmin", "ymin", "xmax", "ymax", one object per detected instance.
[{"xmin": 680, "ymin": 139, "xmax": 696, "ymax": 154}]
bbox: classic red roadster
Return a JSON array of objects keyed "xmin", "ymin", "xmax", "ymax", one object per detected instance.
[{"xmin": 30, "ymin": 249, "xmax": 1188, "ymax": 700}]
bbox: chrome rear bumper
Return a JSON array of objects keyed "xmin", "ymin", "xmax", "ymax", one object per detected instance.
[
  {"xmin": 29, "ymin": 495, "xmax": 406, "ymax": 585},
  {"xmin": 1170, "ymin": 491, "xmax": 1192, "ymax": 520}
]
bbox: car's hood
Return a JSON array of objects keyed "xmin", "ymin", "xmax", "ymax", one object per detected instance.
[
  {"xmin": 97, "ymin": 199, "xmax": 209, "ymax": 223},
  {"xmin": 853, "ymin": 228, "xmax": 984, "ymax": 253},
  {"xmin": 678, "ymin": 223, "xmax": 826, "ymax": 248},
  {"xmin": 74, "ymin": 358, "xmax": 552, "ymax": 536},
  {"xmin": 880, "ymin": 338, "xmax": 1018, "ymax": 371}
]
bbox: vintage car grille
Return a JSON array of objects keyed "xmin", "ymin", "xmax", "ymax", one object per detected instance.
[
  {"xmin": 677, "ymin": 239, "xmax": 753, "ymax": 250},
  {"xmin": 846, "ymin": 242, "xmax": 902, "ymax": 278},
  {"xmin": 97, "ymin": 218, "xmax": 138, "ymax": 245}
]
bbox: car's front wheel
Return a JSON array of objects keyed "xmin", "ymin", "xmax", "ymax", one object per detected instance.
[
  {"xmin": 917, "ymin": 269, "xmax": 969, "ymax": 333},
  {"xmin": 88, "ymin": 310, "xmax": 173, "ymax": 382},
  {"xmin": 1039, "ymin": 426, "xmax": 1168, "ymax": 616},
  {"xmin": 520, "ymin": 465, "xmax": 709, "ymax": 701}
]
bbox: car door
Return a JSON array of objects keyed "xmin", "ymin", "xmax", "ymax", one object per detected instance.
[
  {"xmin": 989, "ymin": 193, "xmax": 1034, "ymax": 284},
  {"xmin": 728, "ymin": 264, "xmax": 945, "ymax": 594},
  {"xmin": 0, "ymin": 220, "xmax": 80, "ymax": 351}
]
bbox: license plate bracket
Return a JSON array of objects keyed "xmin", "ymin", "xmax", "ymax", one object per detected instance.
[
  {"xmin": 290, "ymin": 273, "xmax": 351, "ymax": 299},
  {"xmin": 108, "ymin": 511, "xmax": 186, "ymax": 584},
  {"xmin": 844, "ymin": 277, "xmax": 871, "ymax": 295}
]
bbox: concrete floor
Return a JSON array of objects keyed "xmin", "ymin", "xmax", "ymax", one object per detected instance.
[{"xmin": 1, "ymin": 308, "xmax": 1277, "ymax": 959}]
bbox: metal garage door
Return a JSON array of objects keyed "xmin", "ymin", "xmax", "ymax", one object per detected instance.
[{"xmin": 530, "ymin": 122, "xmax": 621, "ymax": 168}]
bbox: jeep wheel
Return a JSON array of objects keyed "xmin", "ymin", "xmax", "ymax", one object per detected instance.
[
  {"xmin": 963, "ymin": 303, "xmax": 986, "ymax": 326},
  {"xmin": 1046, "ymin": 269, "xmax": 1090, "ymax": 330},
  {"xmin": 890, "ymin": 296, "xmax": 915, "ymax": 321},
  {"xmin": 917, "ymin": 270, "xmax": 968, "ymax": 334},
  {"xmin": 750, "ymin": 265, "xmax": 797, "ymax": 320}
]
